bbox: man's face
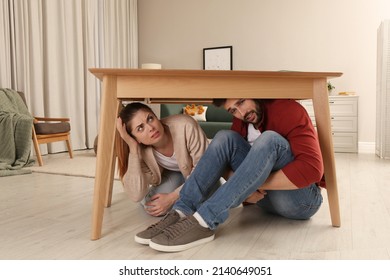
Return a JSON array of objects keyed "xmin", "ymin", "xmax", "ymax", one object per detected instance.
[{"xmin": 224, "ymin": 99, "xmax": 262, "ymax": 126}]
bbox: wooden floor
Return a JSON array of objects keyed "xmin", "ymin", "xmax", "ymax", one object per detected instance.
[{"xmin": 1, "ymin": 152, "xmax": 390, "ymax": 260}]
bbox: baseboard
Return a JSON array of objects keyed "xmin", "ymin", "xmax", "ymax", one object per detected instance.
[{"xmin": 358, "ymin": 142, "xmax": 375, "ymax": 154}]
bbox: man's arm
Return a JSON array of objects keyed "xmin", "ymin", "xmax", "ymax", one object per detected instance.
[
  {"xmin": 260, "ymin": 170, "xmax": 298, "ymax": 190},
  {"xmin": 244, "ymin": 170, "xmax": 298, "ymax": 204}
]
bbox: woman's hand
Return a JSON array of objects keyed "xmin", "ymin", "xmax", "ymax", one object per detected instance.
[
  {"xmin": 244, "ymin": 189, "xmax": 267, "ymax": 204},
  {"xmin": 145, "ymin": 192, "xmax": 178, "ymax": 217},
  {"xmin": 116, "ymin": 117, "xmax": 139, "ymax": 152}
]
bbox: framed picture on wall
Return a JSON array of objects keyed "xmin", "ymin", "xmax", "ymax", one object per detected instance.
[{"xmin": 203, "ymin": 46, "xmax": 233, "ymax": 70}]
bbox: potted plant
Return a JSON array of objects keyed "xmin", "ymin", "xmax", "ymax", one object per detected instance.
[{"xmin": 327, "ymin": 82, "xmax": 335, "ymax": 95}]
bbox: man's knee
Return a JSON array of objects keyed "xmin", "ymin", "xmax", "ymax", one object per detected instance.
[
  {"xmin": 255, "ymin": 130, "xmax": 282, "ymax": 143},
  {"xmin": 251, "ymin": 130, "xmax": 285, "ymax": 150}
]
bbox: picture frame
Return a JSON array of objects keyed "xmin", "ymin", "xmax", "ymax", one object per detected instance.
[{"xmin": 203, "ymin": 46, "xmax": 233, "ymax": 70}]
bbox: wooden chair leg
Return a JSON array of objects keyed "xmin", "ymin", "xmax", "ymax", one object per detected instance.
[
  {"xmin": 32, "ymin": 129, "xmax": 44, "ymax": 166},
  {"xmin": 66, "ymin": 137, "xmax": 73, "ymax": 159}
]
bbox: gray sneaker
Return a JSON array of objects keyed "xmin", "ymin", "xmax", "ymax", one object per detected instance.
[
  {"xmin": 149, "ymin": 215, "xmax": 215, "ymax": 252},
  {"xmin": 134, "ymin": 210, "xmax": 181, "ymax": 245}
]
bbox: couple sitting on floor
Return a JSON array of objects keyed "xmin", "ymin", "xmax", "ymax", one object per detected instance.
[{"xmin": 116, "ymin": 98, "xmax": 324, "ymax": 252}]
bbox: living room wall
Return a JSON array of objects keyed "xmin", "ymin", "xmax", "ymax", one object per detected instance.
[{"xmin": 138, "ymin": 0, "xmax": 390, "ymax": 151}]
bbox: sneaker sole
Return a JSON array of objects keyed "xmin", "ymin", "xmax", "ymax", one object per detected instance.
[
  {"xmin": 134, "ymin": 235, "xmax": 150, "ymax": 245},
  {"xmin": 149, "ymin": 235, "xmax": 215, "ymax": 252}
]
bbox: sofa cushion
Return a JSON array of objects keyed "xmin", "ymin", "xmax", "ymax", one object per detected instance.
[
  {"xmin": 206, "ymin": 105, "xmax": 232, "ymax": 122},
  {"xmin": 160, "ymin": 103, "xmax": 232, "ymax": 122},
  {"xmin": 199, "ymin": 122, "xmax": 232, "ymax": 139},
  {"xmin": 160, "ymin": 104, "xmax": 183, "ymax": 118},
  {"xmin": 160, "ymin": 103, "xmax": 232, "ymax": 138}
]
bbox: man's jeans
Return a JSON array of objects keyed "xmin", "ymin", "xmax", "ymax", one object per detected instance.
[{"xmin": 173, "ymin": 130, "xmax": 323, "ymax": 230}]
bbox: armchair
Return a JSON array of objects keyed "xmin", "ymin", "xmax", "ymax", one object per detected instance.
[
  {"xmin": 32, "ymin": 116, "xmax": 73, "ymax": 166},
  {"xmin": 17, "ymin": 91, "xmax": 73, "ymax": 166}
]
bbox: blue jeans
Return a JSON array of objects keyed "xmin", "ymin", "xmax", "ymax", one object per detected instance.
[
  {"xmin": 142, "ymin": 169, "xmax": 222, "ymax": 212},
  {"xmin": 142, "ymin": 170, "xmax": 185, "ymax": 209},
  {"xmin": 173, "ymin": 130, "xmax": 323, "ymax": 230}
]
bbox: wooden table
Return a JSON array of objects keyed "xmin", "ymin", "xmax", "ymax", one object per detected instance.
[{"xmin": 89, "ymin": 68, "xmax": 342, "ymax": 240}]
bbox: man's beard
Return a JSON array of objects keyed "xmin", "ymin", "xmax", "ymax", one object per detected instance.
[{"xmin": 243, "ymin": 101, "xmax": 262, "ymax": 126}]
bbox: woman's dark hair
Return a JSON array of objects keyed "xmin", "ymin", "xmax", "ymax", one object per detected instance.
[
  {"xmin": 119, "ymin": 102, "xmax": 155, "ymax": 136},
  {"xmin": 116, "ymin": 102, "xmax": 156, "ymax": 179}
]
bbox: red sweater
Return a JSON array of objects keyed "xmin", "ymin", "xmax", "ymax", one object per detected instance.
[{"xmin": 231, "ymin": 99, "xmax": 324, "ymax": 188}]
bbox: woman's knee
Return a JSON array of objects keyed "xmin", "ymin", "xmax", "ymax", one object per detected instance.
[{"xmin": 154, "ymin": 171, "xmax": 185, "ymax": 195}]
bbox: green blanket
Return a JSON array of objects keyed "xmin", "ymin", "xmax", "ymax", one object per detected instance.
[{"xmin": 0, "ymin": 88, "xmax": 34, "ymax": 176}]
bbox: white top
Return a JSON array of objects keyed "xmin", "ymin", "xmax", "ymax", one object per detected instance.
[
  {"xmin": 152, "ymin": 149, "xmax": 181, "ymax": 172},
  {"xmin": 247, "ymin": 123, "xmax": 261, "ymax": 146}
]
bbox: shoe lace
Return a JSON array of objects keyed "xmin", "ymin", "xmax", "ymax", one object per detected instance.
[
  {"xmin": 162, "ymin": 217, "xmax": 194, "ymax": 239},
  {"xmin": 146, "ymin": 212, "xmax": 174, "ymax": 232}
]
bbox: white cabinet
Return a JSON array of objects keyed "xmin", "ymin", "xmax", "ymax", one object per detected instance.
[{"xmin": 300, "ymin": 96, "xmax": 359, "ymax": 153}]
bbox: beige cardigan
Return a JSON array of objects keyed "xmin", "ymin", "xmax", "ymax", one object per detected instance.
[{"xmin": 122, "ymin": 114, "xmax": 209, "ymax": 202}]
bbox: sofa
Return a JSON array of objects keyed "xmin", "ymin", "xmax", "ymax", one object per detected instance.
[{"xmin": 160, "ymin": 103, "xmax": 233, "ymax": 138}]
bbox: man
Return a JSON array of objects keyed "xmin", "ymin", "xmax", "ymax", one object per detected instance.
[{"xmin": 135, "ymin": 98, "xmax": 324, "ymax": 252}]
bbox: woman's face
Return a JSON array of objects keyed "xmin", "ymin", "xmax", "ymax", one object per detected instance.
[{"xmin": 128, "ymin": 110, "xmax": 164, "ymax": 145}]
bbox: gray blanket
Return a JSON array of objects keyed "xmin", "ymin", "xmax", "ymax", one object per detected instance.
[{"xmin": 0, "ymin": 88, "xmax": 34, "ymax": 176}]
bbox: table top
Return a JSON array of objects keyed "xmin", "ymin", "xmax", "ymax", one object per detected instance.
[
  {"xmin": 89, "ymin": 68, "xmax": 342, "ymax": 101},
  {"xmin": 89, "ymin": 68, "xmax": 342, "ymax": 80}
]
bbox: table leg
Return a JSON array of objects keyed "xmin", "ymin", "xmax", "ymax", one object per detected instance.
[
  {"xmin": 312, "ymin": 79, "xmax": 341, "ymax": 227},
  {"xmin": 91, "ymin": 76, "xmax": 118, "ymax": 240},
  {"xmin": 104, "ymin": 102, "xmax": 122, "ymax": 208}
]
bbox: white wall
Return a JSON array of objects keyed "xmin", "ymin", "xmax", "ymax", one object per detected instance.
[{"xmin": 138, "ymin": 0, "xmax": 390, "ymax": 148}]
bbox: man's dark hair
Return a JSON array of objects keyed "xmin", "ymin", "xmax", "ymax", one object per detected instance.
[
  {"xmin": 213, "ymin": 99, "xmax": 264, "ymax": 119},
  {"xmin": 212, "ymin": 99, "xmax": 227, "ymax": 107}
]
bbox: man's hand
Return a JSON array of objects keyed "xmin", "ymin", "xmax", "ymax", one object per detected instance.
[{"xmin": 244, "ymin": 189, "xmax": 267, "ymax": 204}]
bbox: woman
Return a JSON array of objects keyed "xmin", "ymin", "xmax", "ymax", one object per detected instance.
[{"xmin": 116, "ymin": 102, "xmax": 210, "ymax": 217}]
